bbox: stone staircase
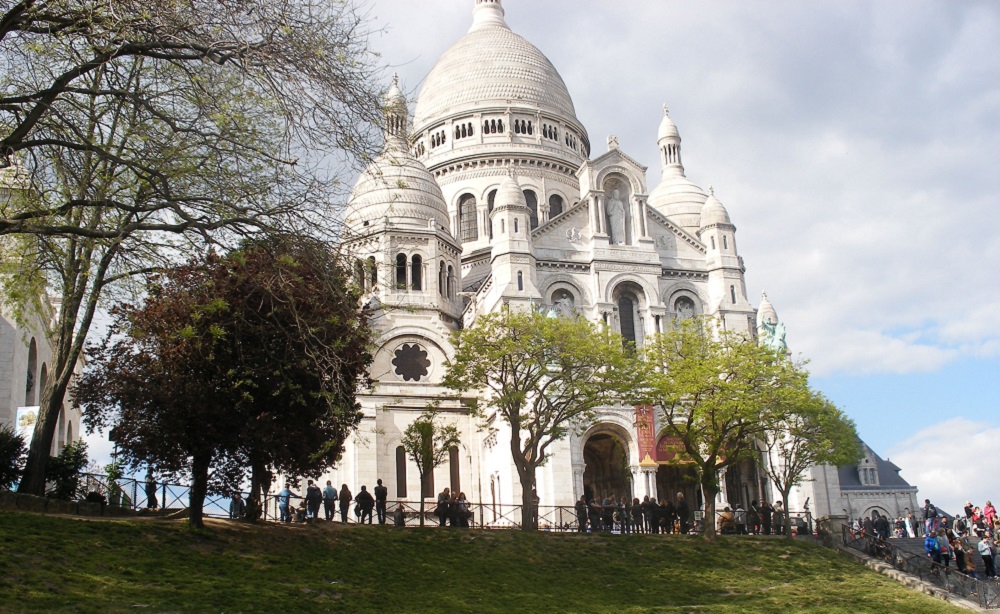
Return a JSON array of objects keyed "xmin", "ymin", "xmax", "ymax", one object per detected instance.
[{"xmin": 893, "ymin": 536, "xmax": 993, "ymax": 578}]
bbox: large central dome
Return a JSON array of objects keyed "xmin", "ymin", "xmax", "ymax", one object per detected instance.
[{"xmin": 412, "ymin": 0, "xmax": 580, "ymax": 132}]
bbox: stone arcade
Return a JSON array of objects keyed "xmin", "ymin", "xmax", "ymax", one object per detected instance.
[{"xmin": 327, "ymin": 0, "xmax": 916, "ymax": 523}]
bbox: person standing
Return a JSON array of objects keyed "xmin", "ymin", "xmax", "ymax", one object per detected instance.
[
  {"xmin": 734, "ymin": 505, "xmax": 748, "ymax": 535},
  {"xmin": 277, "ymin": 484, "xmax": 297, "ymax": 523},
  {"xmin": 323, "ymin": 481, "xmax": 337, "ymax": 521},
  {"xmin": 760, "ymin": 501, "xmax": 774, "ymax": 535},
  {"xmin": 641, "ymin": 495, "xmax": 652, "ymax": 534},
  {"xmin": 675, "ymin": 492, "xmax": 690, "ymax": 535},
  {"xmin": 923, "ymin": 499, "xmax": 939, "ymax": 535},
  {"xmin": 978, "ymin": 535, "xmax": 997, "ymax": 579},
  {"xmin": 305, "ymin": 480, "xmax": 322, "ymax": 521},
  {"xmin": 230, "ymin": 493, "xmax": 246, "ymax": 520},
  {"xmin": 631, "ymin": 497, "xmax": 644, "ymax": 534},
  {"xmin": 575, "ymin": 495, "xmax": 588, "ymax": 533},
  {"xmin": 338, "ymin": 483, "xmax": 352, "ymax": 523},
  {"xmin": 355, "ymin": 485, "xmax": 375, "ymax": 524},
  {"xmin": 374, "ymin": 478, "xmax": 388, "ymax": 525},
  {"xmin": 393, "ymin": 503, "xmax": 406, "ymax": 527},
  {"xmin": 144, "ymin": 472, "xmax": 158, "ymax": 510},
  {"xmin": 435, "ymin": 487, "xmax": 451, "ymax": 527}
]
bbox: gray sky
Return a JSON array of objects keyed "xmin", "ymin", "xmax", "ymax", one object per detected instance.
[{"xmin": 364, "ymin": 0, "xmax": 1000, "ymax": 514}]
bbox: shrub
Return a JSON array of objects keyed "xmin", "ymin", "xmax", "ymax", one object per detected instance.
[
  {"xmin": 0, "ymin": 425, "xmax": 27, "ymax": 490},
  {"xmin": 45, "ymin": 440, "xmax": 89, "ymax": 500}
]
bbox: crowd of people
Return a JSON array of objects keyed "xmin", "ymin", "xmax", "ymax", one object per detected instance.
[
  {"xmin": 920, "ymin": 498, "xmax": 999, "ymax": 581},
  {"xmin": 267, "ymin": 479, "xmax": 390, "ymax": 525},
  {"xmin": 572, "ymin": 493, "xmax": 796, "ymax": 536}
]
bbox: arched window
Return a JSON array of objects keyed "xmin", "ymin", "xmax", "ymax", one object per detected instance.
[
  {"xmin": 730, "ymin": 285, "xmax": 737, "ymax": 304},
  {"xmin": 449, "ymin": 446, "xmax": 461, "ymax": 493},
  {"xmin": 619, "ymin": 295, "xmax": 637, "ymax": 349},
  {"xmin": 513, "ymin": 218, "xmax": 519, "ymax": 234},
  {"xmin": 723, "ymin": 235, "xmax": 729, "ymax": 250},
  {"xmin": 524, "ymin": 190, "xmax": 538, "ymax": 229},
  {"xmin": 411, "ymin": 255, "xmax": 422, "ymax": 291},
  {"xmin": 65, "ymin": 421, "xmax": 72, "ymax": 445},
  {"xmin": 459, "ymin": 194, "xmax": 478, "ymax": 242},
  {"xmin": 517, "ymin": 271, "xmax": 524, "ymax": 291},
  {"xmin": 711, "ymin": 236, "xmax": 716, "ymax": 250},
  {"xmin": 497, "ymin": 119, "xmax": 504, "ymax": 133},
  {"xmin": 488, "ymin": 189, "xmax": 497, "ymax": 239},
  {"xmin": 396, "ymin": 446, "xmax": 407, "ymax": 498},
  {"xmin": 447, "ymin": 265, "xmax": 454, "ymax": 298},
  {"xmin": 674, "ymin": 296, "xmax": 696, "ymax": 320},
  {"xmin": 38, "ymin": 364, "xmax": 47, "ymax": 404},
  {"xmin": 500, "ymin": 219, "xmax": 505, "ymax": 234},
  {"xmin": 395, "ymin": 253, "xmax": 407, "ymax": 289},
  {"xmin": 355, "ymin": 259, "xmax": 365, "ymax": 289},
  {"xmin": 548, "ymin": 194, "xmax": 564, "ymax": 219},
  {"xmin": 368, "ymin": 256, "xmax": 377, "ymax": 288},
  {"xmin": 438, "ymin": 261, "xmax": 445, "ymax": 296}
]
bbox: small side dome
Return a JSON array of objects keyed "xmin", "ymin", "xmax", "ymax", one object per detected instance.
[
  {"xmin": 345, "ymin": 151, "xmax": 450, "ymax": 232},
  {"xmin": 757, "ymin": 291, "xmax": 778, "ymax": 328},
  {"xmin": 649, "ymin": 176, "xmax": 707, "ymax": 232},
  {"xmin": 700, "ymin": 186, "xmax": 732, "ymax": 227},
  {"xmin": 491, "ymin": 172, "xmax": 527, "ymax": 212}
]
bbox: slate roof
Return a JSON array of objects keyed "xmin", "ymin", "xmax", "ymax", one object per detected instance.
[{"xmin": 837, "ymin": 442, "xmax": 917, "ymax": 491}]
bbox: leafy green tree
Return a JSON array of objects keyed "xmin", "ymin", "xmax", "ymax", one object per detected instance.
[
  {"xmin": 44, "ymin": 439, "xmax": 88, "ymax": 500},
  {"xmin": 75, "ymin": 237, "xmax": 373, "ymax": 528},
  {"xmin": 639, "ymin": 318, "xmax": 805, "ymax": 539},
  {"xmin": 0, "ymin": 424, "xmax": 27, "ymax": 490},
  {"xmin": 400, "ymin": 407, "xmax": 462, "ymax": 527},
  {"xmin": 0, "ymin": 0, "xmax": 385, "ymax": 496},
  {"xmin": 760, "ymin": 388, "xmax": 862, "ymax": 537},
  {"xmin": 443, "ymin": 309, "xmax": 634, "ymax": 531}
]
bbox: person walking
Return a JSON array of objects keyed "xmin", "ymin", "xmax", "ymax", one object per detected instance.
[
  {"xmin": 923, "ymin": 499, "xmax": 939, "ymax": 535},
  {"xmin": 374, "ymin": 478, "xmax": 388, "ymax": 525},
  {"xmin": 323, "ymin": 481, "xmax": 337, "ymax": 521},
  {"xmin": 338, "ymin": 484, "xmax": 353, "ymax": 523}
]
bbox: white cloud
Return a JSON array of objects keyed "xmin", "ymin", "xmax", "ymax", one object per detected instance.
[{"xmin": 887, "ymin": 418, "xmax": 1000, "ymax": 516}]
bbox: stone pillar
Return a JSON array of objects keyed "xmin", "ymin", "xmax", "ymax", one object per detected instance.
[
  {"xmin": 636, "ymin": 196, "xmax": 649, "ymax": 238},
  {"xmin": 597, "ymin": 194, "xmax": 607, "ymax": 236}
]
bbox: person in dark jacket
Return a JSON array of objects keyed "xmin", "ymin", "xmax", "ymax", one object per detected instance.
[
  {"xmin": 338, "ymin": 484, "xmax": 352, "ymax": 523},
  {"xmin": 144, "ymin": 472, "xmax": 158, "ymax": 510},
  {"xmin": 631, "ymin": 497, "xmax": 644, "ymax": 534},
  {"xmin": 649, "ymin": 499, "xmax": 661, "ymax": 535},
  {"xmin": 374, "ymin": 478, "xmax": 388, "ymax": 525},
  {"xmin": 641, "ymin": 496, "xmax": 652, "ymax": 533},
  {"xmin": 575, "ymin": 495, "xmax": 589, "ymax": 533},
  {"xmin": 675, "ymin": 492, "xmax": 690, "ymax": 534},
  {"xmin": 305, "ymin": 480, "xmax": 322, "ymax": 521},
  {"xmin": 661, "ymin": 499, "xmax": 676, "ymax": 535},
  {"xmin": 355, "ymin": 485, "xmax": 375, "ymax": 524},
  {"xmin": 588, "ymin": 497, "xmax": 603, "ymax": 532}
]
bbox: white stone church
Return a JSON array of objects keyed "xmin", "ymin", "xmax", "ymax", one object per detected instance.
[{"xmin": 329, "ymin": 0, "xmax": 918, "ymax": 524}]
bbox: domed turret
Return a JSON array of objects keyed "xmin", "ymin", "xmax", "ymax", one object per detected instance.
[
  {"xmin": 757, "ymin": 291, "xmax": 778, "ymax": 328},
  {"xmin": 699, "ymin": 186, "xmax": 732, "ymax": 228},
  {"xmin": 648, "ymin": 105, "xmax": 707, "ymax": 232},
  {"xmin": 345, "ymin": 77, "xmax": 451, "ymax": 233}
]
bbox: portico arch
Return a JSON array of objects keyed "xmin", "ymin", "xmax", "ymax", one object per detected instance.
[{"xmin": 581, "ymin": 422, "xmax": 635, "ymax": 503}]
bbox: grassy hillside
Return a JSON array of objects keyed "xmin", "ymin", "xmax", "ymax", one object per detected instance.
[{"xmin": 0, "ymin": 511, "xmax": 964, "ymax": 613}]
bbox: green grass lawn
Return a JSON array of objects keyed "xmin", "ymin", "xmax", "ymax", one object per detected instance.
[{"xmin": 0, "ymin": 511, "xmax": 965, "ymax": 613}]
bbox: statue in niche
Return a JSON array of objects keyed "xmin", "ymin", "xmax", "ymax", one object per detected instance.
[
  {"xmin": 549, "ymin": 289, "xmax": 576, "ymax": 317},
  {"xmin": 606, "ymin": 188, "xmax": 627, "ymax": 245},
  {"xmin": 675, "ymin": 296, "xmax": 695, "ymax": 320}
]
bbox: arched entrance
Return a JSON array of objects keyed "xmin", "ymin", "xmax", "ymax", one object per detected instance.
[
  {"xmin": 583, "ymin": 433, "xmax": 632, "ymax": 502},
  {"xmin": 653, "ymin": 435, "xmax": 701, "ymax": 508}
]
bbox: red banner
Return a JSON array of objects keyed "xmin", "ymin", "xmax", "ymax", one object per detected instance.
[
  {"xmin": 656, "ymin": 435, "xmax": 689, "ymax": 464},
  {"xmin": 634, "ymin": 405, "xmax": 655, "ymax": 464}
]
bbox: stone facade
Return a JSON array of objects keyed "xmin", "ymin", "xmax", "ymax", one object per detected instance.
[{"xmin": 323, "ymin": 0, "xmax": 918, "ymax": 518}]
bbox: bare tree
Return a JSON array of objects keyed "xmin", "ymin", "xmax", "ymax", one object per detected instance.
[
  {"xmin": 400, "ymin": 407, "xmax": 461, "ymax": 527},
  {"xmin": 0, "ymin": 0, "xmax": 386, "ymax": 494}
]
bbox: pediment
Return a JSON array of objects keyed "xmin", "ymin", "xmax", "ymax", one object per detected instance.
[{"xmin": 646, "ymin": 206, "xmax": 706, "ymax": 256}]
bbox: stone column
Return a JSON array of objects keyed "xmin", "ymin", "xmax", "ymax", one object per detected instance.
[
  {"xmin": 597, "ymin": 194, "xmax": 607, "ymax": 236},
  {"xmin": 636, "ymin": 196, "xmax": 649, "ymax": 238}
]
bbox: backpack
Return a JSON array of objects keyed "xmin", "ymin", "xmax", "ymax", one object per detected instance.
[{"xmin": 925, "ymin": 534, "xmax": 940, "ymax": 555}]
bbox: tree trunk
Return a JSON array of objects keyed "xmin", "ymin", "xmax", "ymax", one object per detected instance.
[
  {"xmin": 188, "ymin": 453, "xmax": 211, "ymax": 529},
  {"xmin": 516, "ymin": 464, "xmax": 537, "ymax": 531},
  {"xmin": 246, "ymin": 460, "xmax": 266, "ymax": 522},
  {"xmin": 781, "ymin": 486, "xmax": 794, "ymax": 539},
  {"xmin": 418, "ymin": 471, "xmax": 427, "ymax": 527},
  {"xmin": 702, "ymin": 477, "xmax": 718, "ymax": 540},
  {"xmin": 18, "ymin": 373, "xmax": 72, "ymax": 495}
]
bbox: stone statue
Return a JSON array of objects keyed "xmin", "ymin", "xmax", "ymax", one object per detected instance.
[
  {"xmin": 760, "ymin": 320, "xmax": 787, "ymax": 352},
  {"xmin": 606, "ymin": 189, "xmax": 626, "ymax": 245}
]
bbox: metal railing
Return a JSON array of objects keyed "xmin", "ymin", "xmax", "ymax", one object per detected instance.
[{"xmin": 841, "ymin": 526, "xmax": 999, "ymax": 609}]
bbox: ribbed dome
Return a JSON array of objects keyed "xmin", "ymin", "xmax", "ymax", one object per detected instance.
[
  {"xmin": 412, "ymin": 4, "xmax": 579, "ymax": 132},
  {"xmin": 345, "ymin": 150, "xmax": 450, "ymax": 232},
  {"xmin": 700, "ymin": 187, "xmax": 732, "ymax": 227},
  {"xmin": 492, "ymin": 173, "xmax": 527, "ymax": 211},
  {"xmin": 649, "ymin": 175, "xmax": 707, "ymax": 232}
]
